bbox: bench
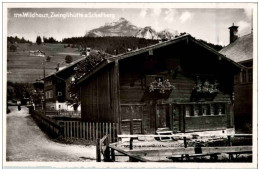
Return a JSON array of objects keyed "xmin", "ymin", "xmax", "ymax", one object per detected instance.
[
  {"xmin": 226, "ymin": 151, "xmax": 252, "ymax": 161},
  {"xmin": 167, "ymin": 153, "xmax": 221, "ymax": 162},
  {"xmin": 156, "ymin": 128, "xmax": 174, "ymax": 141}
]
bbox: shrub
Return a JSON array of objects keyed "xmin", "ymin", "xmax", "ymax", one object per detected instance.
[
  {"xmin": 65, "ymin": 55, "xmax": 73, "ymax": 64},
  {"xmin": 9, "ymin": 45, "xmax": 17, "ymax": 52}
]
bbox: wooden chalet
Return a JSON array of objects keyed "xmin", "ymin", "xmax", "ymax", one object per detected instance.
[
  {"xmin": 220, "ymin": 24, "xmax": 253, "ymax": 130},
  {"xmin": 43, "ymin": 57, "xmax": 85, "ymax": 111},
  {"xmin": 77, "ymin": 34, "xmax": 242, "ymax": 134}
]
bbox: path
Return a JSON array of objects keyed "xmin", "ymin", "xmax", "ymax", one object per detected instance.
[{"xmin": 6, "ymin": 106, "xmax": 96, "ymax": 162}]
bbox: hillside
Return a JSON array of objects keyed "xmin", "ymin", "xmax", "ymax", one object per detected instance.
[
  {"xmin": 7, "ymin": 37, "xmax": 159, "ymax": 83},
  {"xmin": 7, "ymin": 43, "xmax": 83, "ymax": 83}
]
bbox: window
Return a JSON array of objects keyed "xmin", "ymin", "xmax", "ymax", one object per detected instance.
[
  {"xmin": 45, "ymin": 90, "xmax": 53, "ymax": 99},
  {"xmin": 185, "ymin": 105, "xmax": 192, "ymax": 117},
  {"xmin": 45, "ymin": 80, "xmax": 52, "ymax": 87},
  {"xmin": 202, "ymin": 105, "xmax": 210, "ymax": 116},
  {"xmin": 58, "ymin": 92, "xmax": 62, "ymax": 96},
  {"xmin": 194, "ymin": 105, "xmax": 201, "ymax": 116}
]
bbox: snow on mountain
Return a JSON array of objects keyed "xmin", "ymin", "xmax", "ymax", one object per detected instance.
[
  {"xmin": 135, "ymin": 26, "xmax": 159, "ymax": 40},
  {"xmin": 85, "ymin": 17, "xmax": 179, "ymax": 40},
  {"xmin": 85, "ymin": 17, "xmax": 140, "ymax": 37},
  {"xmin": 158, "ymin": 29, "xmax": 179, "ymax": 40}
]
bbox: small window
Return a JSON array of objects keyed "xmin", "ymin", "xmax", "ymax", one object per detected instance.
[
  {"xmin": 214, "ymin": 104, "xmax": 225, "ymax": 115},
  {"xmin": 202, "ymin": 105, "xmax": 210, "ymax": 116},
  {"xmin": 45, "ymin": 90, "xmax": 53, "ymax": 99},
  {"xmin": 185, "ymin": 105, "xmax": 192, "ymax": 117},
  {"xmin": 58, "ymin": 92, "xmax": 62, "ymax": 96},
  {"xmin": 49, "ymin": 90, "xmax": 53, "ymax": 98},
  {"xmin": 194, "ymin": 105, "xmax": 200, "ymax": 116}
]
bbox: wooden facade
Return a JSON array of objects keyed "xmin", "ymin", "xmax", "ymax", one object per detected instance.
[
  {"xmin": 78, "ymin": 35, "xmax": 241, "ymax": 134},
  {"xmin": 220, "ymin": 32, "xmax": 253, "ymax": 131}
]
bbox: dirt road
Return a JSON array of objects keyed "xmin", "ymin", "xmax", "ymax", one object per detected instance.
[{"xmin": 6, "ymin": 106, "xmax": 96, "ymax": 162}]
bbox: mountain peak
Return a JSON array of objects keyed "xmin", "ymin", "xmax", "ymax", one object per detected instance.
[
  {"xmin": 85, "ymin": 17, "xmax": 139, "ymax": 37},
  {"xmin": 136, "ymin": 26, "xmax": 159, "ymax": 40},
  {"xmin": 85, "ymin": 17, "xmax": 178, "ymax": 39},
  {"xmin": 118, "ymin": 17, "xmax": 127, "ymax": 22}
]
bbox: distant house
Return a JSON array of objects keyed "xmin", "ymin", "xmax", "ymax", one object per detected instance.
[
  {"xmin": 220, "ymin": 24, "xmax": 253, "ymax": 130},
  {"xmin": 29, "ymin": 50, "xmax": 45, "ymax": 57},
  {"xmin": 77, "ymin": 34, "xmax": 242, "ymax": 135},
  {"xmin": 43, "ymin": 57, "xmax": 86, "ymax": 111}
]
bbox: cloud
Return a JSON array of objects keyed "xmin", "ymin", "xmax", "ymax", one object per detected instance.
[
  {"xmin": 244, "ymin": 8, "xmax": 252, "ymax": 19},
  {"xmin": 164, "ymin": 9, "xmax": 177, "ymax": 23},
  {"xmin": 151, "ymin": 8, "xmax": 161, "ymax": 17},
  {"xmin": 237, "ymin": 20, "xmax": 251, "ymax": 32},
  {"xmin": 179, "ymin": 11, "xmax": 193, "ymax": 23},
  {"xmin": 153, "ymin": 20, "xmax": 163, "ymax": 31},
  {"xmin": 140, "ymin": 8, "xmax": 148, "ymax": 18}
]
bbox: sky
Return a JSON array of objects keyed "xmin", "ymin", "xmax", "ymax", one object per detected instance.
[{"xmin": 7, "ymin": 7, "xmax": 252, "ymax": 46}]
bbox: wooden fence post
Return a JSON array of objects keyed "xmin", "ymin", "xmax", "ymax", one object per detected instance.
[
  {"xmin": 104, "ymin": 135, "xmax": 111, "ymax": 162},
  {"xmin": 130, "ymin": 138, "xmax": 133, "ymax": 150},
  {"xmin": 228, "ymin": 136, "xmax": 232, "ymax": 146},
  {"xmin": 184, "ymin": 137, "xmax": 187, "ymax": 148},
  {"xmin": 96, "ymin": 138, "xmax": 101, "ymax": 162}
]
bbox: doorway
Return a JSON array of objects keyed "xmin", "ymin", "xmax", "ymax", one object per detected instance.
[{"xmin": 156, "ymin": 104, "xmax": 170, "ymax": 129}]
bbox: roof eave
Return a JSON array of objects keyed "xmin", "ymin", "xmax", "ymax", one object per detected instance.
[{"xmin": 189, "ymin": 37, "xmax": 245, "ymax": 70}]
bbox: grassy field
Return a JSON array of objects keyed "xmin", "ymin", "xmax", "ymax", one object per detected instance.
[{"xmin": 7, "ymin": 43, "xmax": 84, "ymax": 83}]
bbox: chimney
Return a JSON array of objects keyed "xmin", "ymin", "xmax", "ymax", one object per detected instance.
[{"xmin": 229, "ymin": 23, "xmax": 239, "ymax": 43}]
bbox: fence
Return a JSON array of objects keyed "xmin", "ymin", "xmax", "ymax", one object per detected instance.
[
  {"xmin": 34, "ymin": 107, "xmax": 81, "ymax": 118},
  {"xmin": 46, "ymin": 110, "xmax": 81, "ymax": 118},
  {"xmin": 61, "ymin": 121, "xmax": 119, "ymax": 142},
  {"xmin": 31, "ymin": 110, "xmax": 62, "ymax": 137},
  {"xmin": 32, "ymin": 110, "xmax": 118, "ymax": 142}
]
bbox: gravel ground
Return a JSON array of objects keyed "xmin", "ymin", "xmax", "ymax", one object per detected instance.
[{"xmin": 6, "ymin": 106, "xmax": 96, "ymax": 162}]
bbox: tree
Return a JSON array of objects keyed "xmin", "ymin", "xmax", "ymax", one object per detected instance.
[
  {"xmin": 9, "ymin": 45, "xmax": 17, "ymax": 52},
  {"xmin": 36, "ymin": 36, "xmax": 42, "ymax": 45},
  {"xmin": 65, "ymin": 55, "xmax": 73, "ymax": 64},
  {"xmin": 43, "ymin": 36, "xmax": 48, "ymax": 43}
]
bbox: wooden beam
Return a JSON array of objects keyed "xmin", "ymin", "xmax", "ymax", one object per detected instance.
[
  {"xmin": 169, "ymin": 104, "xmax": 173, "ymax": 130},
  {"xmin": 127, "ymin": 146, "xmax": 252, "ymax": 156},
  {"xmin": 109, "ymin": 144, "xmax": 152, "ymax": 162},
  {"xmin": 117, "ymin": 134, "xmax": 252, "ymax": 138}
]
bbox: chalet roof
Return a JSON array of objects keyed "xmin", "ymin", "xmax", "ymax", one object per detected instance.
[
  {"xmin": 77, "ymin": 34, "xmax": 244, "ymax": 85},
  {"xmin": 219, "ymin": 33, "xmax": 253, "ymax": 63}
]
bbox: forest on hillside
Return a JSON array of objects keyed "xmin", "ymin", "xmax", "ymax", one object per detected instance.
[
  {"xmin": 62, "ymin": 36, "xmax": 223, "ymax": 55},
  {"xmin": 62, "ymin": 36, "xmax": 159, "ymax": 55}
]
